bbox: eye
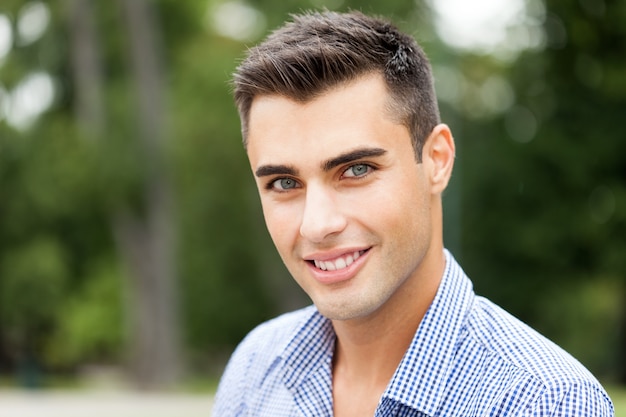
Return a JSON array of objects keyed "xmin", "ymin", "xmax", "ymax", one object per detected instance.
[
  {"xmin": 269, "ymin": 177, "xmax": 301, "ymax": 191},
  {"xmin": 342, "ymin": 163, "xmax": 372, "ymax": 178}
]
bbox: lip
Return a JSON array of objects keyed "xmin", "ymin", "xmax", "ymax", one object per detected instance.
[{"xmin": 304, "ymin": 247, "xmax": 370, "ymax": 285}]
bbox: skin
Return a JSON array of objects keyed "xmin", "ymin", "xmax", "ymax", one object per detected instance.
[{"xmin": 246, "ymin": 73, "xmax": 455, "ymax": 417}]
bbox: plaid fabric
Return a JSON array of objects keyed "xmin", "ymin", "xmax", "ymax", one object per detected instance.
[{"xmin": 212, "ymin": 251, "xmax": 614, "ymax": 416}]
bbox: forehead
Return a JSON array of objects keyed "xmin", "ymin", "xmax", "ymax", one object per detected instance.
[{"xmin": 246, "ymin": 74, "xmax": 409, "ymax": 168}]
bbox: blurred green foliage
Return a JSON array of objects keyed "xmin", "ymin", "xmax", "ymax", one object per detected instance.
[
  {"xmin": 46, "ymin": 259, "xmax": 124, "ymax": 367},
  {"xmin": 457, "ymin": 0, "xmax": 626, "ymax": 381},
  {"xmin": 0, "ymin": 0, "xmax": 623, "ymax": 386},
  {"xmin": 0, "ymin": 236, "xmax": 67, "ymax": 346}
]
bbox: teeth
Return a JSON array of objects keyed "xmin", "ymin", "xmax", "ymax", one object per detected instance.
[{"xmin": 313, "ymin": 251, "xmax": 362, "ymax": 271}]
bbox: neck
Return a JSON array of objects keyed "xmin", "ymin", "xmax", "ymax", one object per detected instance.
[
  {"xmin": 331, "ymin": 308, "xmax": 418, "ymax": 386},
  {"xmin": 331, "ymin": 245, "xmax": 446, "ymax": 385}
]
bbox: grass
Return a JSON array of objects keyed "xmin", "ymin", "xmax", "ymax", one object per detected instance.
[{"xmin": 608, "ymin": 386, "xmax": 626, "ymax": 417}]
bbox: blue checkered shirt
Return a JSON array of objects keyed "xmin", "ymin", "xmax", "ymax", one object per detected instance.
[{"xmin": 212, "ymin": 251, "xmax": 614, "ymax": 416}]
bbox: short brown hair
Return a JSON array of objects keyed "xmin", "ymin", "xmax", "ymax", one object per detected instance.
[{"xmin": 233, "ymin": 10, "xmax": 440, "ymax": 160}]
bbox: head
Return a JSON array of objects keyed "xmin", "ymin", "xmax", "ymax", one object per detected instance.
[
  {"xmin": 235, "ymin": 11, "xmax": 454, "ymax": 323},
  {"xmin": 233, "ymin": 10, "xmax": 440, "ymax": 161}
]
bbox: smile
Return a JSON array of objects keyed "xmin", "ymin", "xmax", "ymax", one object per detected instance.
[{"xmin": 312, "ymin": 250, "xmax": 367, "ymax": 271}]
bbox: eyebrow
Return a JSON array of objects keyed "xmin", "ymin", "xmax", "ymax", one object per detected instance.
[
  {"xmin": 254, "ymin": 147, "xmax": 387, "ymax": 178},
  {"xmin": 322, "ymin": 147, "xmax": 387, "ymax": 172},
  {"xmin": 255, "ymin": 164, "xmax": 298, "ymax": 178}
]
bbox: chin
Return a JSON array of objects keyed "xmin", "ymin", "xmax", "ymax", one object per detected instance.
[{"xmin": 315, "ymin": 299, "xmax": 380, "ymax": 321}]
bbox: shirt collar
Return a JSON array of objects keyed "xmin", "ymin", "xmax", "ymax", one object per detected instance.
[
  {"xmin": 279, "ymin": 309, "xmax": 335, "ymax": 391},
  {"xmin": 382, "ymin": 250, "xmax": 474, "ymax": 415},
  {"xmin": 278, "ymin": 308, "xmax": 336, "ymax": 416}
]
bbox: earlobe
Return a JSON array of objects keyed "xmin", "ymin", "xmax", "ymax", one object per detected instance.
[{"xmin": 425, "ymin": 124, "xmax": 455, "ymax": 194}]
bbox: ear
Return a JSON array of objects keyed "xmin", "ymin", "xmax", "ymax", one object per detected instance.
[{"xmin": 423, "ymin": 124, "xmax": 455, "ymax": 195}]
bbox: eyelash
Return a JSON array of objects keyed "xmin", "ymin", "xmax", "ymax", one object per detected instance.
[
  {"xmin": 265, "ymin": 163, "xmax": 376, "ymax": 191},
  {"xmin": 342, "ymin": 163, "xmax": 373, "ymax": 179},
  {"xmin": 266, "ymin": 177, "xmax": 299, "ymax": 191}
]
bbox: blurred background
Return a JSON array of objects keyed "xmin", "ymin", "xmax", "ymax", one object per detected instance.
[{"xmin": 0, "ymin": 0, "xmax": 624, "ymax": 411}]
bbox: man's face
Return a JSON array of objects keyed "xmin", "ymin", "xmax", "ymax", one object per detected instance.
[{"xmin": 247, "ymin": 74, "xmax": 443, "ymax": 322}]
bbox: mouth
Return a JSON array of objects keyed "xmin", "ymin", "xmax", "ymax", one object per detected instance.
[{"xmin": 308, "ymin": 249, "xmax": 368, "ymax": 272}]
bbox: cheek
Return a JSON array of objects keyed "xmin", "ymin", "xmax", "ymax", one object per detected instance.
[
  {"xmin": 261, "ymin": 200, "xmax": 300, "ymax": 252},
  {"xmin": 368, "ymin": 178, "xmax": 431, "ymax": 247},
  {"xmin": 362, "ymin": 175, "xmax": 427, "ymax": 222}
]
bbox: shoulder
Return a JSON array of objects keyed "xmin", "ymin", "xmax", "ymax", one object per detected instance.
[
  {"xmin": 219, "ymin": 305, "xmax": 317, "ymax": 378},
  {"xmin": 466, "ymin": 297, "xmax": 614, "ymax": 415},
  {"xmin": 236, "ymin": 305, "xmax": 317, "ymax": 357},
  {"xmin": 212, "ymin": 306, "xmax": 317, "ymax": 415},
  {"xmin": 469, "ymin": 297, "xmax": 592, "ymax": 383}
]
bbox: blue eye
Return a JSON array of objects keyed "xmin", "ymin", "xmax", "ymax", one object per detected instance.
[
  {"xmin": 344, "ymin": 164, "xmax": 371, "ymax": 178},
  {"xmin": 271, "ymin": 177, "xmax": 300, "ymax": 190}
]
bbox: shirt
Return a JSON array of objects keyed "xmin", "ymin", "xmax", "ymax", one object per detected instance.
[{"xmin": 212, "ymin": 251, "xmax": 614, "ymax": 416}]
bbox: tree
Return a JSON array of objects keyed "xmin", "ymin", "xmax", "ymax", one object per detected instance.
[
  {"xmin": 458, "ymin": 0, "xmax": 626, "ymax": 381},
  {"xmin": 65, "ymin": 0, "xmax": 182, "ymax": 388}
]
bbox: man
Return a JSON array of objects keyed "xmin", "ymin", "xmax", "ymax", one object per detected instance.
[{"xmin": 212, "ymin": 10, "xmax": 613, "ymax": 417}]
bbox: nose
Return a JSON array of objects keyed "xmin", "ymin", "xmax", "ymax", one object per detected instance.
[{"xmin": 299, "ymin": 184, "xmax": 347, "ymax": 243}]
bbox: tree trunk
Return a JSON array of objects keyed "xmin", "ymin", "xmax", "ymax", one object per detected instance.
[
  {"xmin": 117, "ymin": 0, "xmax": 181, "ymax": 389},
  {"xmin": 67, "ymin": 0, "xmax": 104, "ymax": 137},
  {"xmin": 67, "ymin": 0, "xmax": 181, "ymax": 389}
]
